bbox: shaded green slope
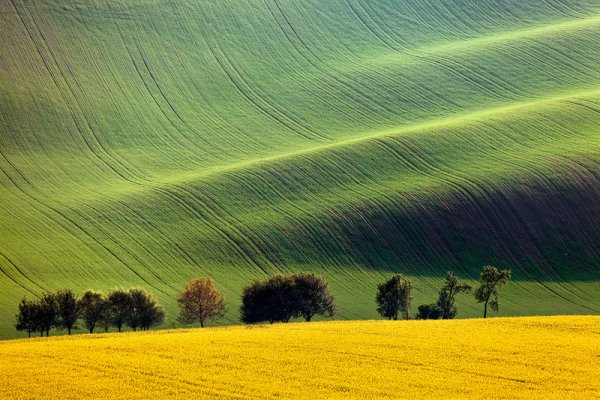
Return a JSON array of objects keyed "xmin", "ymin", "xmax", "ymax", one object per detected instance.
[{"xmin": 1, "ymin": 0, "xmax": 599, "ymax": 337}]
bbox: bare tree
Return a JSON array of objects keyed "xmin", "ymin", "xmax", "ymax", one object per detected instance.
[
  {"xmin": 474, "ymin": 266, "xmax": 512, "ymax": 318},
  {"xmin": 177, "ymin": 277, "xmax": 226, "ymax": 328}
]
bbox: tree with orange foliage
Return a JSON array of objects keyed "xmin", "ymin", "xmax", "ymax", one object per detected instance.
[{"xmin": 177, "ymin": 277, "xmax": 227, "ymax": 328}]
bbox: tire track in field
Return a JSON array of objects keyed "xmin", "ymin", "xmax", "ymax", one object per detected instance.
[
  {"xmin": 265, "ymin": 0, "xmax": 393, "ymax": 124},
  {"xmin": 193, "ymin": 7, "xmax": 325, "ymax": 142},
  {"xmin": 9, "ymin": 0, "xmax": 281, "ymax": 287},
  {"xmin": 6, "ymin": 0, "xmax": 179, "ymax": 296},
  {"xmin": 115, "ymin": 25, "xmax": 212, "ymax": 153},
  {"xmin": 0, "ymin": 251, "xmax": 46, "ymax": 296},
  {"xmin": 343, "ymin": 0, "xmax": 397, "ymax": 51}
]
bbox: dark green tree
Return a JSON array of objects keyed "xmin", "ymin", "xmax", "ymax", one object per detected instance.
[
  {"xmin": 437, "ymin": 272, "xmax": 472, "ymax": 319},
  {"xmin": 474, "ymin": 266, "xmax": 512, "ymax": 318},
  {"xmin": 55, "ymin": 289, "xmax": 80, "ymax": 335},
  {"xmin": 107, "ymin": 289, "xmax": 132, "ymax": 332},
  {"xmin": 292, "ymin": 272, "xmax": 336, "ymax": 322},
  {"xmin": 375, "ymin": 275, "xmax": 414, "ymax": 320},
  {"xmin": 38, "ymin": 292, "xmax": 57, "ymax": 337},
  {"xmin": 141, "ymin": 303, "xmax": 166, "ymax": 331},
  {"xmin": 240, "ymin": 275, "xmax": 296, "ymax": 324},
  {"xmin": 127, "ymin": 288, "xmax": 166, "ymax": 331},
  {"xmin": 15, "ymin": 298, "xmax": 40, "ymax": 338},
  {"xmin": 79, "ymin": 290, "xmax": 108, "ymax": 334}
]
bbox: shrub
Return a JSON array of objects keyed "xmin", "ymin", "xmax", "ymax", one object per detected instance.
[{"xmin": 416, "ymin": 304, "xmax": 442, "ymax": 320}]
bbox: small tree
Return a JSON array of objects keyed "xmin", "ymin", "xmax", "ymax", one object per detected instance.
[
  {"xmin": 141, "ymin": 303, "xmax": 166, "ymax": 331},
  {"xmin": 126, "ymin": 288, "xmax": 149, "ymax": 332},
  {"xmin": 437, "ymin": 272, "xmax": 472, "ymax": 319},
  {"xmin": 79, "ymin": 290, "xmax": 108, "ymax": 334},
  {"xmin": 292, "ymin": 273, "xmax": 336, "ymax": 322},
  {"xmin": 376, "ymin": 274, "xmax": 413, "ymax": 320},
  {"xmin": 177, "ymin": 277, "xmax": 226, "ymax": 328},
  {"xmin": 55, "ymin": 289, "xmax": 80, "ymax": 335},
  {"xmin": 38, "ymin": 292, "xmax": 57, "ymax": 337},
  {"xmin": 127, "ymin": 288, "xmax": 166, "ymax": 331},
  {"xmin": 416, "ymin": 304, "xmax": 442, "ymax": 320},
  {"xmin": 107, "ymin": 289, "xmax": 132, "ymax": 332},
  {"xmin": 15, "ymin": 298, "xmax": 40, "ymax": 338},
  {"xmin": 474, "ymin": 266, "xmax": 512, "ymax": 318}
]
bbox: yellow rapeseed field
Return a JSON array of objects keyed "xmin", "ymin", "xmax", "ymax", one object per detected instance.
[{"xmin": 0, "ymin": 316, "xmax": 598, "ymax": 399}]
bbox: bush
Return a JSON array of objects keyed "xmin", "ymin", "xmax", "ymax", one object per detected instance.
[{"xmin": 416, "ymin": 304, "xmax": 442, "ymax": 320}]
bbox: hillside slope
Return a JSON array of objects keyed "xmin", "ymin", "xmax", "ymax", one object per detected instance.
[
  {"xmin": 1, "ymin": 0, "xmax": 599, "ymax": 337},
  {"xmin": 1, "ymin": 317, "xmax": 599, "ymax": 399}
]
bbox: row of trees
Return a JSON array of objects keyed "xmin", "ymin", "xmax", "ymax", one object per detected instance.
[
  {"xmin": 16, "ymin": 266, "xmax": 511, "ymax": 337},
  {"xmin": 375, "ymin": 266, "xmax": 512, "ymax": 320},
  {"xmin": 15, "ymin": 288, "xmax": 165, "ymax": 337}
]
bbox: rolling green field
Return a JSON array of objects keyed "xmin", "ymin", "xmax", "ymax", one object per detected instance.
[{"xmin": 1, "ymin": 0, "xmax": 599, "ymax": 338}]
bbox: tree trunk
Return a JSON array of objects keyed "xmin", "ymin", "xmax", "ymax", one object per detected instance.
[
  {"xmin": 68, "ymin": 328, "xmax": 71, "ymax": 335},
  {"xmin": 28, "ymin": 332, "xmax": 31, "ymax": 338},
  {"xmin": 46, "ymin": 328, "xmax": 50, "ymax": 337},
  {"xmin": 200, "ymin": 320, "xmax": 204, "ymax": 328},
  {"xmin": 483, "ymin": 299, "xmax": 488, "ymax": 319}
]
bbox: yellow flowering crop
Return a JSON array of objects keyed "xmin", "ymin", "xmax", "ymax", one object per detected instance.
[{"xmin": 0, "ymin": 316, "xmax": 598, "ymax": 399}]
